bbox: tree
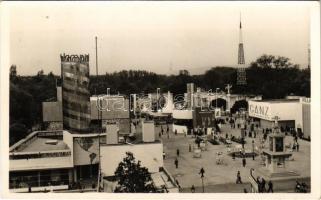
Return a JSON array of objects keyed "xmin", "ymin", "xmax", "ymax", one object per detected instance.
[
  {"xmin": 10, "ymin": 65, "xmax": 17, "ymax": 77},
  {"xmin": 37, "ymin": 69, "xmax": 44, "ymax": 76},
  {"xmin": 231, "ymin": 100, "xmax": 248, "ymax": 114},
  {"xmin": 114, "ymin": 152, "xmax": 156, "ymax": 193}
]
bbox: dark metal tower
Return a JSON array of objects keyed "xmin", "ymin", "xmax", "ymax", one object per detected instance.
[{"xmin": 237, "ymin": 13, "xmax": 247, "ymax": 85}]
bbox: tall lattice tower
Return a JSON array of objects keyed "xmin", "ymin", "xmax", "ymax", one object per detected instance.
[{"xmin": 237, "ymin": 13, "xmax": 247, "ymax": 85}]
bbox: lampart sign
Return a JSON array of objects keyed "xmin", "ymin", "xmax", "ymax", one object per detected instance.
[{"xmin": 248, "ymin": 101, "xmax": 271, "ymax": 120}]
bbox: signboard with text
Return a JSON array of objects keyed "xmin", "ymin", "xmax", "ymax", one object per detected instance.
[{"xmin": 248, "ymin": 101, "xmax": 271, "ymax": 120}]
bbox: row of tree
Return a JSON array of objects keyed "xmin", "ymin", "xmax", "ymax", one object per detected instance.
[{"xmin": 9, "ymin": 54, "xmax": 310, "ymax": 145}]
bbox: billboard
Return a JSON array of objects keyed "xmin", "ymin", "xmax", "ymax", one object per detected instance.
[{"xmin": 248, "ymin": 101, "xmax": 271, "ymax": 120}]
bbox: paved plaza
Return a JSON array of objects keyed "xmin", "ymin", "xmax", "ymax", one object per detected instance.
[{"xmin": 157, "ymin": 120, "xmax": 311, "ymax": 193}]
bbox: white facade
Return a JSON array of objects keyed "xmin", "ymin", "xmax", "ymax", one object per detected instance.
[
  {"xmin": 172, "ymin": 124, "xmax": 188, "ymax": 134},
  {"xmin": 248, "ymin": 98, "xmax": 310, "ymax": 138},
  {"xmin": 100, "ymin": 142, "xmax": 163, "ymax": 177},
  {"xmin": 172, "ymin": 109, "xmax": 193, "ymax": 119}
]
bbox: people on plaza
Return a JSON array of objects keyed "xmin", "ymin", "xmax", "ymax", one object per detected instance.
[
  {"xmin": 191, "ymin": 185, "xmax": 195, "ymax": 193},
  {"xmin": 241, "ymin": 138, "xmax": 245, "ymax": 149},
  {"xmin": 296, "ymin": 142, "xmax": 300, "ymax": 152},
  {"xmin": 236, "ymin": 171, "xmax": 242, "ymax": 184},
  {"xmin": 174, "ymin": 158, "xmax": 178, "ymax": 168},
  {"xmin": 199, "ymin": 167, "xmax": 205, "ymax": 177},
  {"xmin": 175, "ymin": 129, "xmax": 177, "ymax": 135},
  {"xmin": 232, "ymin": 152, "xmax": 236, "ymax": 160},
  {"xmin": 242, "ymin": 157, "xmax": 246, "ymax": 167},
  {"xmin": 177, "ymin": 149, "xmax": 180, "ymax": 157},
  {"xmin": 267, "ymin": 180, "xmax": 273, "ymax": 193}
]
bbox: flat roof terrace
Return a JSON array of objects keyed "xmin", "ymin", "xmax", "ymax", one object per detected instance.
[
  {"xmin": 18, "ymin": 137, "xmax": 69, "ymax": 153},
  {"xmin": 10, "ymin": 131, "xmax": 69, "ymax": 153},
  {"xmin": 252, "ymin": 99, "xmax": 299, "ymax": 103}
]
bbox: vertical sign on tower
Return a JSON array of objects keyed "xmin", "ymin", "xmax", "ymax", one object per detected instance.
[{"xmin": 61, "ymin": 53, "xmax": 91, "ymax": 133}]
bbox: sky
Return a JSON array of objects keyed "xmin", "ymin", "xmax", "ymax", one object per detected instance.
[{"xmin": 8, "ymin": 2, "xmax": 311, "ymax": 75}]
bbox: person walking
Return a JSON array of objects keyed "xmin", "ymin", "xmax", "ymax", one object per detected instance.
[
  {"xmin": 175, "ymin": 129, "xmax": 177, "ymax": 135},
  {"xmin": 167, "ymin": 125, "xmax": 169, "ymax": 133},
  {"xmin": 191, "ymin": 185, "xmax": 195, "ymax": 193},
  {"xmin": 177, "ymin": 149, "xmax": 180, "ymax": 157},
  {"xmin": 267, "ymin": 180, "xmax": 273, "ymax": 193},
  {"xmin": 174, "ymin": 158, "xmax": 178, "ymax": 168},
  {"xmin": 242, "ymin": 157, "xmax": 246, "ymax": 167},
  {"xmin": 232, "ymin": 152, "xmax": 236, "ymax": 160},
  {"xmin": 236, "ymin": 171, "xmax": 242, "ymax": 184},
  {"xmin": 241, "ymin": 138, "xmax": 245, "ymax": 149}
]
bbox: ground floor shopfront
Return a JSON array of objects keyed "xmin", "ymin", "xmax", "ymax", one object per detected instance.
[
  {"xmin": 9, "ymin": 164, "xmax": 99, "ymax": 192},
  {"xmin": 248, "ymin": 98, "xmax": 310, "ymax": 139}
]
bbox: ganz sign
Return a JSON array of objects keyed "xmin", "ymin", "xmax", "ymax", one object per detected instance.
[{"xmin": 248, "ymin": 102, "xmax": 271, "ymax": 120}]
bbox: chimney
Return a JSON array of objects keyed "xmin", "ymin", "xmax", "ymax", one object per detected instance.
[
  {"xmin": 106, "ymin": 123, "xmax": 119, "ymax": 144},
  {"xmin": 142, "ymin": 120, "xmax": 155, "ymax": 142}
]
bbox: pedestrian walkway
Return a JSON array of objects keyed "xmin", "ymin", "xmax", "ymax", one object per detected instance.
[{"xmin": 161, "ymin": 122, "xmax": 310, "ymax": 192}]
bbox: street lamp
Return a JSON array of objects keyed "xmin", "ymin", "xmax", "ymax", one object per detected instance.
[
  {"xmin": 157, "ymin": 88, "xmax": 160, "ymax": 111},
  {"xmin": 215, "ymin": 88, "xmax": 220, "ymax": 109},
  {"xmin": 199, "ymin": 167, "xmax": 205, "ymax": 193}
]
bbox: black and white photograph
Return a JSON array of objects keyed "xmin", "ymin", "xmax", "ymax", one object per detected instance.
[{"xmin": 0, "ymin": 1, "xmax": 320, "ymax": 198}]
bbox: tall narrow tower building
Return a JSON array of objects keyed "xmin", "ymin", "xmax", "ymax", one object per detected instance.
[{"xmin": 237, "ymin": 14, "xmax": 247, "ymax": 85}]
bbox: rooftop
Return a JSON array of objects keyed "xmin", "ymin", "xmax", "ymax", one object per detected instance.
[
  {"xmin": 9, "ymin": 131, "xmax": 69, "ymax": 153},
  {"xmin": 252, "ymin": 99, "xmax": 300, "ymax": 103},
  {"xmin": 17, "ymin": 137, "xmax": 69, "ymax": 153}
]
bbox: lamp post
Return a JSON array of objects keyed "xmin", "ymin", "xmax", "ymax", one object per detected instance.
[
  {"xmin": 215, "ymin": 88, "xmax": 220, "ymax": 109},
  {"xmin": 157, "ymin": 88, "xmax": 160, "ymax": 111}
]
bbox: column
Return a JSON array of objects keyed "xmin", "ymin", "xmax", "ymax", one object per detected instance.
[
  {"xmin": 73, "ymin": 167, "xmax": 77, "ymax": 182},
  {"xmin": 226, "ymin": 94, "xmax": 231, "ymax": 112},
  {"xmin": 68, "ymin": 169, "xmax": 73, "ymax": 184},
  {"xmin": 38, "ymin": 171, "xmax": 41, "ymax": 187}
]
